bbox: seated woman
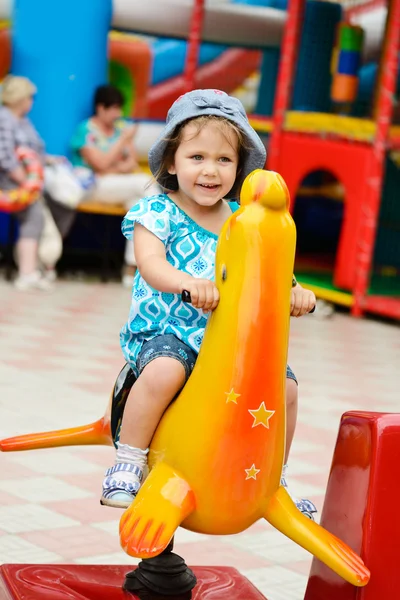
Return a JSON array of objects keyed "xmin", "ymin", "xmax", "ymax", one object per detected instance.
[
  {"xmin": 70, "ymin": 85, "xmax": 160, "ymax": 287},
  {"xmin": 0, "ymin": 76, "xmax": 76, "ymax": 290}
]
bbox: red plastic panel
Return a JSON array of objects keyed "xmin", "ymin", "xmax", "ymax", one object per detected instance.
[
  {"xmin": 305, "ymin": 411, "xmax": 400, "ymax": 600},
  {"xmin": 0, "ymin": 564, "xmax": 267, "ymax": 599},
  {"xmin": 267, "ymin": 131, "xmax": 372, "ymax": 292}
]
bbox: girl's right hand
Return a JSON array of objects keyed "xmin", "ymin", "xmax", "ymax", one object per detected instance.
[{"xmin": 180, "ymin": 278, "xmax": 220, "ymax": 313}]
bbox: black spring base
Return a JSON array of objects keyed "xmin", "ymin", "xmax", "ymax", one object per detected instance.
[{"xmin": 123, "ymin": 539, "xmax": 197, "ymax": 599}]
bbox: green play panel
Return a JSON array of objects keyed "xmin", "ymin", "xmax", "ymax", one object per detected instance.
[{"xmin": 295, "ymin": 270, "xmax": 400, "ymax": 306}]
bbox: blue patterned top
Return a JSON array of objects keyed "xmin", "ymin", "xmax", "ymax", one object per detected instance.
[{"xmin": 120, "ymin": 194, "xmax": 238, "ymax": 374}]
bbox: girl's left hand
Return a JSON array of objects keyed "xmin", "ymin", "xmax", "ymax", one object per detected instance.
[{"xmin": 290, "ymin": 283, "xmax": 316, "ymax": 317}]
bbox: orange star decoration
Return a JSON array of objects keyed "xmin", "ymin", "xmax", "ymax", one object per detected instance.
[
  {"xmin": 225, "ymin": 388, "xmax": 241, "ymax": 404},
  {"xmin": 245, "ymin": 464, "xmax": 260, "ymax": 480},
  {"xmin": 248, "ymin": 402, "xmax": 275, "ymax": 429}
]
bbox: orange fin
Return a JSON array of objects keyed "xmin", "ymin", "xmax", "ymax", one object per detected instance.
[
  {"xmin": 119, "ymin": 462, "xmax": 195, "ymax": 559},
  {"xmin": 264, "ymin": 485, "xmax": 370, "ymax": 587}
]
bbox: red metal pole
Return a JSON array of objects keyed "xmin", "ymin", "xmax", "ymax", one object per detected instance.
[
  {"xmin": 352, "ymin": 0, "xmax": 400, "ymax": 317},
  {"xmin": 268, "ymin": 0, "xmax": 306, "ymax": 171},
  {"xmin": 183, "ymin": 0, "xmax": 205, "ymax": 93}
]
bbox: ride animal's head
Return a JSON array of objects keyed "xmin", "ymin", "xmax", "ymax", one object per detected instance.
[
  {"xmin": 240, "ymin": 169, "xmax": 290, "ymax": 211},
  {"xmin": 212, "ymin": 169, "xmax": 295, "ymax": 313}
]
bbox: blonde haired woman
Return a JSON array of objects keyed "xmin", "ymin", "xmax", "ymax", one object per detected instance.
[{"xmin": 0, "ymin": 76, "xmax": 75, "ymax": 289}]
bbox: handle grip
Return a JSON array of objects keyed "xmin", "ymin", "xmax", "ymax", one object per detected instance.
[
  {"xmin": 182, "ymin": 290, "xmax": 316, "ymax": 313},
  {"xmin": 182, "ymin": 290, "xmax": 192, "ymax": 303}
]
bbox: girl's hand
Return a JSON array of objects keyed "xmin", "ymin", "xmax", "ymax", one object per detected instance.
[
  {"xmin": 290, "ymin": 283, "xmax": 316, "ymax": 317},
  {"xmin": 180, "ymin": 277, "xmax": 219, "ymax": 312}
]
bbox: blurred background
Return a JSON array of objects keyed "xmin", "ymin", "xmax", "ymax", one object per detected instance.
[{"xmin": 0, "ymin": 0, "xmax": 398, "ymax": 319}]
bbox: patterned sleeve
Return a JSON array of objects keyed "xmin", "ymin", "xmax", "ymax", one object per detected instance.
[
  {"xmin": 122, "ymin": 195, "xmax": 172, "ymax": 245},
  {"xmin": 0, "ymin": 110, "xmax": 18, "ymax": 172}
]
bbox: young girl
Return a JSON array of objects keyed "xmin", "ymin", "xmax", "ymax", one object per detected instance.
[{"xmin": 101, "ymin": 89, "xmax": 316, "ymax": 516}]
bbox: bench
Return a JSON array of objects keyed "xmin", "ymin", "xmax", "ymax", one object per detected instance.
[{"xmin": 75, "ymin": 201, "xmax": 128, "ymax": 282}]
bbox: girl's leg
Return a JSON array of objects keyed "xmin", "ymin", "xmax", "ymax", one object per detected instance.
[
  {"xmin": 102, "ymin": 357, "xmax": 186, "ymax": 508},
  {"xmin": 119, "ymin": 356, "xmax": 186, "ymax": 449},
  {"xmin": 282, "ymin": 376, "xmax": 317, "ymax": 518},
  {"xmin": 284, "ymin": 377, "xmax": 298, "ymax": 464}
]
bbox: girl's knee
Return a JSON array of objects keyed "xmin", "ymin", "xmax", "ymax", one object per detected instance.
[{"xmin": 140, "ymin": 357, "xmax": 186, "ymax": 398}]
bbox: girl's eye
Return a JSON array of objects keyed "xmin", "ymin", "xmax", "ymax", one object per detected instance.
[
  {"xmin": 192, "ymin": 155, "xmax": 203, "ymax": 161},
  {"xmin": 220, "ymin": 157, "xmax": 231, "ymax": 163}
]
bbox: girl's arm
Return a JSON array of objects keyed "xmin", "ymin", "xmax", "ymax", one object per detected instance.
[{"xmin": 134, "ymin": 224, "xmax": 219, "ymax": 312}]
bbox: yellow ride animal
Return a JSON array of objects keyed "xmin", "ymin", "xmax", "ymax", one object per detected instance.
[{"xmin": 0, "ymin": 170, "xmax": 370, "ymax": 589}]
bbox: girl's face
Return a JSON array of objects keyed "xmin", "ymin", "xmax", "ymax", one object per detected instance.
[{"xmin": 168, "ymin": 120, "xmax": 239, "ymax": 207}]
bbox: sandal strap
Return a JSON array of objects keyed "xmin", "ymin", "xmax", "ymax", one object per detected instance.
[
  {"xmin": 102, "ymin": 477, "xmax": 141, "ymax": 499},
  {"xmin": 296, "ymin": 498, "xmax": 317, "ymax": 514},
  {"xmin": 104, "ymin": 462, "xmax": 143, "ymax": 482},
  {"xmin": 102, "ymin": 462, "xmax": 143, "ymax": 500}
]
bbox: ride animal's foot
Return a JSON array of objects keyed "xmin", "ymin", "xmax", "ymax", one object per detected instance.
[
  {"xmin": 101, "ymin": 462, "xmax": 144, "ymax": 509},
  {"xmin": 281, "ymin": 464, "xmax": 317, "ymax": 519},
  {"xmin": 119, "ymin": 462, "xmax": 196, "ymax": 559},
  {"xmin": 14, "ymin": 270, "xmax": 54, "ymax": 292}
]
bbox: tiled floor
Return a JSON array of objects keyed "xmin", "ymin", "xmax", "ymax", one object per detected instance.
[{"xmin": 0, "ymin": 280, "xmax": 399, "ymax": 599}]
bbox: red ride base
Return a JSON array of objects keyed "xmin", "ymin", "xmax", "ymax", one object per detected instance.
[
  {"xmin": 0, "ymin": 564, "xmax": 268, "ymax": 599},
  {"xmin": 305, "ymin": 411, "xmax": 400, "ymax": 600}
]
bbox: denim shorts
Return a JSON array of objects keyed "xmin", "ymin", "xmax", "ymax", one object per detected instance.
[
  {"xmin": 137, "ymin": 334, "xmax": 297, "ymax": 384},
  {"xmin": 286, "ymin": 364, "xmax": 298, "ymax": 385},
  {"xmin": 137, "ymin": 334, "xmax": 197, "ymax": 381}
]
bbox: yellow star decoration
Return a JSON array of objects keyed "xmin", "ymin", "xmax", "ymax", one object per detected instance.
[
  {"xmin": 248, "ymin": 402, "xmax": 275, "ymax": 429},
  {"xmin": 245, "ymin": 464, "xmax": 260, "ymax": 480},
  {"xmin": 225, "ymin": 388, "xmax": 241, "ymax": 404}
]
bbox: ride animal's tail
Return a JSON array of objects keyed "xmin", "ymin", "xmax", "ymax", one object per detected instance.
[
  {"xmin": 0, "ymin": 363, "xmax": 135, "ymax": 452},
  {"xmin": 0, "ymin": 417, "xmax": 112, "ymax": 452}
]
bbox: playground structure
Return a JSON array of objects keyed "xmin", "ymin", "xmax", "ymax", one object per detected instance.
[
  {"xmin": 266, "ymin": 0, "xmax": 400, "ymax": 320},
  {"xmin": 0, "ymin": 0, "xmax": 398, "ymax": 321}
]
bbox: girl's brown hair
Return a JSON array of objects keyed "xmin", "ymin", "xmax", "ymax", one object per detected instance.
[{"xmin": 153, "ymin": 115, "xmax": 249, "ymax": 190}]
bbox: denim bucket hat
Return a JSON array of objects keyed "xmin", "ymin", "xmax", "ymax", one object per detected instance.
[{"xmin": 148, "ymin": 89, "xmax": 266, "ymax": 198}]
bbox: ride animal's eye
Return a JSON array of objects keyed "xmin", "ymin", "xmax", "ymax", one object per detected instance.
[{"xmin": 221, "ymin": 265, "xmax": 227, "ymax": 281}]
